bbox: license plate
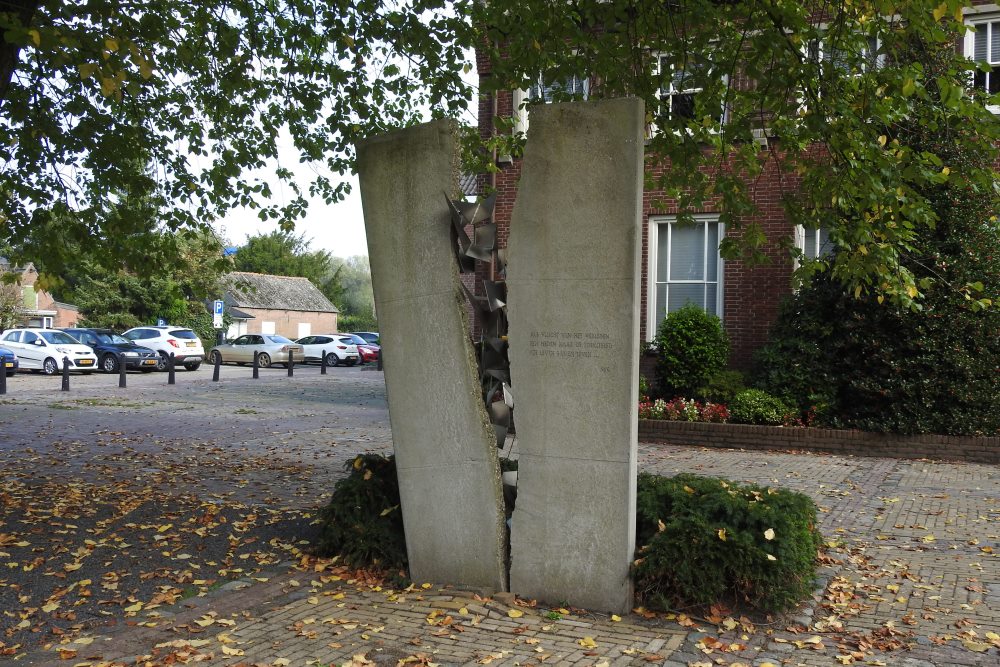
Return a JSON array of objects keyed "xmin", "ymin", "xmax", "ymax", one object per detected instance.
[
  {"xmin": 3, "ymin": 362, "xmax": 11, "ymax": 368},
  {"xmin": 143, "ymin": 359, "xmax": 157, "ymax": 365},
  {"xmin": 79, "ymin": 359, "xmax": 94, "ymax": 366},
  {"xmin": 186, "ymin": 341, "xmax": 196, "ymax": 347}
]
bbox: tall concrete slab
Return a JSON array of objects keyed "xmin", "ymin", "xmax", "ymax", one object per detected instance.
[
  {"xmin": 356, "ymin": 120, "xmax": 507, "ymax": 592},
  {"xmin": 507, "ymin": 99, "xmax": 643, "ymax": 613}
]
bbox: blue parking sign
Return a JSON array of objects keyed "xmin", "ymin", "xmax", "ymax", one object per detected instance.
[{"xmin": 213, "ymin": 300, "xmax": 224, "ymax": 315}]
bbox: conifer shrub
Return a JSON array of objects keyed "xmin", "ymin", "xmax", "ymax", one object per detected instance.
[
  {"xmin": 316, "ymin": 454, "xmax": 408, "ymax": 572},
  {"xmin": 655, "ymin": 304, "xmax": 730, "ymax": 397},
  {"xmin": 633, "ymin": 473, "xmax": 821, "ymax": 613}
]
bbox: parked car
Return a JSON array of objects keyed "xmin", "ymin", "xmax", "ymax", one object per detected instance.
[
  {"xmin": 61, "ymin": 328, "xmax": 160, "ymax": 373},
  {"xmin": 352, "ymin": 331, "xmax": 380, "ymax": 346},
  {"xmin": 208, "ymin": 334, "xmax": 305, "ymax": 368},
  {"xmin": 294, "ymin": 334, "xmax": 359, "ymax": 366},
  {"xmin": 342, "ymin": 333, "xmax": 380, "ymax": 365},
  {"xmin": 0, "ymin": 344, "xmax": 18, "ymax": 377},
  {"xmin": 121, "ymin": 326, "xmax": 205, "ymax": 371},
  {"xmin": 0, "ymin": 328, "xmax": 98, "ymax": 374}
]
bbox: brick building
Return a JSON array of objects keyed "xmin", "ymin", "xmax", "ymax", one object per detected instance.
[
  {"xmin": 474, "ymin": 2, "xmax": 1000, "ymax": 369},
  {"xmin": 220, "ymin": 271, "xmax": 339, "ymax": 340},
  {"xmin": 0, "ymin": 260, "xmax": 79, "ymax": 329}
]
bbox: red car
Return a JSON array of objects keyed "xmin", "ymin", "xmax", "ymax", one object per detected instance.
[{"xmin": 344, "ymin": 334, "xmax": 380, "ymax": 365}]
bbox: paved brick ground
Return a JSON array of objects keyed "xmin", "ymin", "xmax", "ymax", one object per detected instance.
[{"xmin": 2, "ymin": 369, "xmax": 997, "ymax": 666}]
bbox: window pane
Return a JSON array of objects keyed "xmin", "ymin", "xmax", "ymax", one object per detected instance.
[
  {"xmin": 670, "ymin": 224, "xmax": 705, "ymax": 281},
  {"xmin": 671, "ymin": 93, "xmax": 696, "ymax": 120},
  {"xmin": 990, "ymin": 65, "xmax": 1000, "ymax": 94},
  {"xmin": 975, "ymin": 69, "xmax": 987, "ymax": 92},
  {"xmin": 668, "ymin": 283, "xmax": 706, "ymax": 313},
  {"xmin": 655, "ymin": 283, "xmax": 668, "ymax": 333},
  {"xmin": 706, "ymin": 223, "xmax": 719, "ymax": 280},
  {"xmin": 818, "ymin": 227, "xmax": 832, "ymax": 257},
  {"xmin": 656, "ymin": 225, "xmax": 670, "ymax": 281},
  {"xmin": 992, "ymin": 22, "xmax": 1000, "ymax": 62},
  {"xmin": 803, "ymin": 227, "xmax": 818, "ymax": 260},
  {"xmin": 976, "ymin": 25, "xmax": 987, "ymax": 62},
  {"xmin": 705, "ymin": 284, "xmax": 718, "ymax": 316}
]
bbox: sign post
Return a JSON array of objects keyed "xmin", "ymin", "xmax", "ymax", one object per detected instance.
[{"xmin": 212, "ymin": 300, "xmax": 225, "ymax": 346}]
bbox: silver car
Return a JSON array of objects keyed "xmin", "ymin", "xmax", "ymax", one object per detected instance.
[{"xmin": 208, "ymin": 334, "xmax": 305, "ymax": 368}]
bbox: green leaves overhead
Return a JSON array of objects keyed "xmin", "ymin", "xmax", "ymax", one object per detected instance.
[
  {"xmin": 474, "ymin": 0, "xmax": 998, "ymax": 307},
  {"xmin": 1, "ymin": 0, "xmax": 474, "ymax": 276}
]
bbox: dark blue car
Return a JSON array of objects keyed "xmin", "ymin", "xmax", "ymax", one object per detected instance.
[
  {"xmin": 61, "ymin": 328, "xmax": 159, "ymax": 373},
  {"xmin": 0, "ymin": 344, "xmax": 18, "ymax": 376}
]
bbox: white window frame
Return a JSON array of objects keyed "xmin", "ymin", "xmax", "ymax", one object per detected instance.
[
  {"xmin": 646, "ymin": 215, "xmax": 725, "ymax": 340},
  {"xmin": 512, "ymin": 73, "xmax": 590, "ymax": 135},
  {"xmin": 649, "ymin": 54, "xmax": 727, "ymax": 137},
  {"xmin": 965, "ymin": 12, "xmax": 1000, "ymax": 113},
  {"xmin": 793, "ymin": 224, "xmax": 833, "ymax": 268}
]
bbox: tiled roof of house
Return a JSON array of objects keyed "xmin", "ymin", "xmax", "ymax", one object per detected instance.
[{"xmin": 222, "ymin": 272, "xmax": 339, "ymax": 313}]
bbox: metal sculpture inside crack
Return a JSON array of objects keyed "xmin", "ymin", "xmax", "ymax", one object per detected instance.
[{"xmin": 445, "ymin": 192, "xmax": 512, "ymax": 450}]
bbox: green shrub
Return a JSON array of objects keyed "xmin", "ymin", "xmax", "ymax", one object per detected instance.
[
  {"xmin": 340, "ymin": 313, "xmax": 378, "ymax": 333},
  {"xmin": 655, "ymin": 305, "xmax": 730, "ymax": 397},
  {"xmin": 696, "ymin": 369, "xmax": 746, "ymax": 403},
  {"xmin": 633, "ymin": 473, "xmax": 821, "ymax": 613},
  {"xmin": 315, "ymin": 454, "xmax": 407, "ymax": 572},
  {"xmin": 729, "ymin": 389, "xmax": 789, "ymax": 425}
]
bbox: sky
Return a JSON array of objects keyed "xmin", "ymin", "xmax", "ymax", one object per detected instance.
[{"xmin": 215, "ymin": 172, "xmax": 369, "ymax": 260}]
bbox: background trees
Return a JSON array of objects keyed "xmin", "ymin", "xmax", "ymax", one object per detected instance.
[{"xmin": 1, "ymin": 0, "xmax": 472, "ymax": 277}]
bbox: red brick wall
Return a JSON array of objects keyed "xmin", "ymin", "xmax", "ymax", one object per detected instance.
[{"xmin": 638, "ymin": 420, "xmax": 1000, "ymax": 465}]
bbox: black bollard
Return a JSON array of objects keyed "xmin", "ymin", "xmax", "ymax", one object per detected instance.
[
  {"xmin": 0, "ymin": 365, "xmax": 6, "ymax": 396},
  {"xmin": 377, "ymin": 349, "xmax": 383, "ymax": 371},
  {"xmin": 118, "ymin": 353, "xmax": 127, "ymax": 388},
  {"xmin": 167, "ymin": 352, "xmax": 176, "ymax": 385},
  {"xmin": 287, "ymin": 349, "xmax": 294, "ymax": 377},
  {"xmin": 252, "ymin": 351, "xmax": 260, "ymax": 379},
  {"xmin": 212, "ymin": 353, "xmax": 221, "ymax": 382},
  {"xmin": 320, "ymin": 349, "xmax": 327, "ymax": 375},
  {"xmin": 61, "ymin": 356, "xmax": 70, "ymax": 391}
]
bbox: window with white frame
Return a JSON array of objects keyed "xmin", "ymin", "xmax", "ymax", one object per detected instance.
[
  {"xmin": 512, "ymin": 74, "xmax": 589, "ymax": 134},
  {"xmin": 967, "ymin": 17, "xmax": 1000, "ymax": 103},
  {"xmin": 794, "ymin": 225, "xmax": 833, "ymax": 261},
  {"xmin": 649, "ymin": 216, "xmax": 723, "ymax": 335},
  {"xmin": 651, "ymin": 55, "xmax": 725, "ymax": 133},
  {"xmin": 807, "ymin": 35, "xmax": 880, "ymax": 74}
]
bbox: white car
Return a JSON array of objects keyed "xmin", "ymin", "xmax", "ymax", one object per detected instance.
[
  {"xmin": 294, "ymin": 334, "xmax": 359, "ymax": 366},
  {"xmin": 0, "ymin": 328, "xmax": 98, "ymax": 374},
  {"xmin": 121, "ymin": 325, "xmax": 205, "ymax": 371}
]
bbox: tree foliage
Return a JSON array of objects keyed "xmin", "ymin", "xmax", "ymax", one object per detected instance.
[
  {"xmin": 753, "ymin": 32, "xmax": 1000, "ymax": 435},
  {"xmin": 474, "ymin": 0, "xmax": 999, "ymax": 307},
  {"xmin": 232, "ymin": 231, "xmax": 344, "ymax": 306},
  {"xmin": 1, "ymin": 0, "xmax": 473, "ymax": 277}
]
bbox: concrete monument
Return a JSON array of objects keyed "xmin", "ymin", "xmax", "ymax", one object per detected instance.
[
  {"xmin": 506, "ymin": 98, "xmax": 643, "ymax": 613},
  {"xmin": 356, "ymin": 120, "xmax": 507, "ymax": 591}
]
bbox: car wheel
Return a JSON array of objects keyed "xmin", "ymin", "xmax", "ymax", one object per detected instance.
[
  {"xmin": 101, "ymin": 354, "xmax": 120, "ymax": 374},
  {"xmin": 257, "ymin": 352, "xmax": 272, "ymax": 368},
  {"xmin": 156, "ymin": 352, "xmax": 169, "ymax": 371},
  {"xmin": 324, "ymin": 353, "xmax": 339, "ymax": 367},
  {"xmin": 210, "ymin": 350, "xmax": 222, "ymax": 366},
  {"xmin": 42, "ymin": 357, "xmax": 59, "ymax": 375},
  {"xmin": 184, "ymin": 362, "xmax": 201, "ymax": 371}
]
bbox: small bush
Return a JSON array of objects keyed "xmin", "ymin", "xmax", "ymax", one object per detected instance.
[
  {"xmin": 315, "ymin": 454, "xmax": 407, "ymax": 572},
  {"xmin": 729, "ymin": 389, "xmax": 789, "ymax": 426},
  {"xmin": 655, "ymin": 305, "xmax": 730, "ymax": 398},
  {"xmin": 696, "ymin": 369, "xmax": 746, "ymax": 404},
  {"xmin": 633, "ymin": 473, "xmax": 821, "ymax": 613}
]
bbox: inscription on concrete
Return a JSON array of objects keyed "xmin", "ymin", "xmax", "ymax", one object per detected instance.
[
  {"xmin": 356, "ymin": 120, "xmax": 507, "ymax": 591},
  {"xmin": 507, "ymin": 98, "xmax": 643, "ymax": 613}
]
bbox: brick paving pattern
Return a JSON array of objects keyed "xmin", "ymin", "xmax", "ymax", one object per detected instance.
[{"xmin": 2, "ymin": 370, "xmax": 996, "ymax": 666}]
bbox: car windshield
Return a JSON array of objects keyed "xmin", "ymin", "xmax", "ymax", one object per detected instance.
[
  {"xmin": 359, "ymin": 333, "xmax": 379, "ymax": 344},
  {"xmin": 337, "ymin": 336, "xmax": 358, "ymax": 345},
  {"xmin": 40, "ymin": 331, "xmax": 79, "ymax": 345},
  {"xmin": 345, "ymin": 334, "xmax": 366, "ymax": 344},
  {"xmin": 94, "ymin": 332, "xmax": 132, "ymax": 345},
  {"xmin": 265, "ymin": 335, "xmax": 294, "ymax": 344},
  {"xmin": 169, "ymin": 329, "xmax": 199, "ymax": 339}
]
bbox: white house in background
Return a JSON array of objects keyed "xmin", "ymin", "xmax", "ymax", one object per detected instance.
[{"xmin": 219, "ymin": 271, "xmax": 339, "ymax": 340}]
